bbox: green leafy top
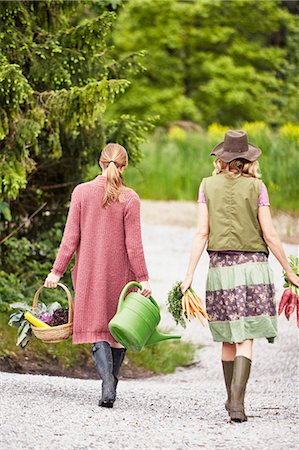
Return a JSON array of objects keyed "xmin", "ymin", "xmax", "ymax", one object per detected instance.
[
  {"xmin": 167, "ymin": 281, "xmax": 186, "ymax": 328},
  {"xmin": 283, "ymin": 255, "xmax": 299, "ymax": 293}
]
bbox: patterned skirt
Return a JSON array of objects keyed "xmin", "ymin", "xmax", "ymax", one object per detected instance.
[{"xmin": 206, "ymin": 252, "xmax": 277, "ymax": 344}]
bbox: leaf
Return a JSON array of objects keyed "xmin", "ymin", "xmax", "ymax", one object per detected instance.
[
  {"xmin": 0, "ymin": 202, "xmax": 12, "ymax": 221},
  {"xmin": 167, "ymin": 281, "xmax": 186, "ymax": 328},
  {"xmin": 47, "ymin": 301, "xmax": 62, "ymax": 314},
  {"xmin": 283, "ymin": 255, "xmax": 299, "ymax": 287},
  {"xmin": 8, "ymin": 311, "xmax": 24, "ymax": 327},
  {"xmin": 10, "ymin": 302, "xmax": 30, "ymax": 310},
  {"xmin": 17, "ymin": 319, "xmax": 27, "ymax": 335},
  {"xmin": 17, "ymin": 321, "xmax": 31, "ymax": 346},
  {"xmin": 37, "ymin": 302, "xmax": 48, "ymax": 313},
  {"xmin": 19, "ymin": 328, "xmax": 32, "ymax": 348}
]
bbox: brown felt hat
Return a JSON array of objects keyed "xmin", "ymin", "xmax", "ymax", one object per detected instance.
[{"xmin": 210, "ymin": 130, "xmax": 261, "ymax": 163}]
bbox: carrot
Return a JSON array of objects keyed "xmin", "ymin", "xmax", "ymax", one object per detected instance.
[
  {"xmin": 182, "ymin": 294, "xmax": 186, "ymax": 315},
  {"xmin": 189, "ymin": 288, "xmax": 205, "ymax": 310},
  {"xmin": 194, "ymin": 310, "xmax": 205, "ymax": 326},
  {"xmin": 187, "ymin": 294, "xmax": 201, "ymax": 314},
  {"xmin": 190, "ymin": 302, "xmax": 197, "ymax": 317},
  {"xmin": 185, "ymin": 293, "xmax": 191, "ymax": 320},
  {"xmin": 199, "ymin": 307, "xmax": 209, "ymax": 320},
  {"xmin": 188, "ymin": 290, "xmax": 199, "ymax": 305},
  {"xmin": 278, "ymin": 288, "xmax": 292, "ymax": 315},
  {"xmin": 188, "ymin": 290, "xmax": 206, "ymax": 315},
  {"xmin": 192, "ymin": 293, "xmax": 209, "ymax": 318},
  {"xmin": 187, "ymin": 296, "xmax": 195, "ymax": 317},
  {"xmin": 188, "ymin": 295, "xmax": 207, "ymax": 325}
]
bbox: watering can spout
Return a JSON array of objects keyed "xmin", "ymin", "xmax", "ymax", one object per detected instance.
[{"xmin": 146, "ymin": 329, "xmax": 181, "ymax": 346}]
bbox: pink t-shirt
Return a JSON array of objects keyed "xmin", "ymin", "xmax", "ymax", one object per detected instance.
[{"xmin": 198, "ymin": 181, "xmax": 270, "ymax": 207}]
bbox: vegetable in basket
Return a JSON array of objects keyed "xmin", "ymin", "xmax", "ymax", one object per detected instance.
[
  {"xmin": 8, "ymin": 300, "xmax": 69, "ymax": 347},
  {"xmin": 24, "ymin": 311, "xmax": 51, "ymax": 328}
]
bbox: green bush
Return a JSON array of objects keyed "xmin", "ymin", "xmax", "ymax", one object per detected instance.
[{"xmin": 0, "ymin": 223, "xmax": 73, "ymax": 312}]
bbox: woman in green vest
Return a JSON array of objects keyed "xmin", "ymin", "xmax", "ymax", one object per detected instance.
[{"xmin": 181, "ymin": 130, "xmax": 299, "ymax": 423}]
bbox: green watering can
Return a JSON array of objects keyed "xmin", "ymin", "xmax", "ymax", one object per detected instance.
[{"xmin": 108, "ymin": 281, "xmax": 181, "ymax": 352}]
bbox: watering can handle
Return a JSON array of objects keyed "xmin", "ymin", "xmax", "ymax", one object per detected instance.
[{"xmin": 118, "ymin": 281, "xmax": 159, "ymax": 312}]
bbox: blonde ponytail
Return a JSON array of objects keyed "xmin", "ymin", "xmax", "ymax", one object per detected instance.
[{"xmin": 100, "ymin": 143, "xmax": 128, "ymax": 207}]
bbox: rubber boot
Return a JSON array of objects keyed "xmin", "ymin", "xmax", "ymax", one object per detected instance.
[
  {"xmin": 230, "ymin": 355, "xmax": 251, "ymax": 422},
  {"xmin": 92, "ymin": 341, "xmax": 116, "ymax": 408},
  {"xmin": 112, "ymin": 347, "xmax": 126, "ymax": 392},
  {"xmin": 222, "ymin": 360, "xmax": 234, "ymax": 414}
]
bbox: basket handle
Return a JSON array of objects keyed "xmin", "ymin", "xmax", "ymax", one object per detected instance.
[{"xmin": 32, "ymin": 283, "xmax": 74, "ymax": 324}]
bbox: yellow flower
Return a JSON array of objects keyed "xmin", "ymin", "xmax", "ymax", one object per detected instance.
[
  {"xmin": 208, "ymin": 123, "xmax": 230, "ymax": 140},
  {"xmin": 241, "ymin": 122, "xmax": 271, "ymax": 144},
  {"xmin": 241, "ymin": 121, "xmax": 269, "ymax": 134},
  {"xmin": 168, "ymin": 125, "xmax": 186, "ymax": 141},
  {"xmin": 279, "ymin": 123, "xmax": 299, "ymax": 145}
]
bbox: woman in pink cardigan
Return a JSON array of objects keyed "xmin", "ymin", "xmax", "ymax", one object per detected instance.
[{"xmin": 44, "ymin": 143, "xmax": 151, "ymax": 408}]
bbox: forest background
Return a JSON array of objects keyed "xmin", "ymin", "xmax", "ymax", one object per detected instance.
[{"xmin": 0, "ymin": 0, "xmax": 298, "ymax": 376}]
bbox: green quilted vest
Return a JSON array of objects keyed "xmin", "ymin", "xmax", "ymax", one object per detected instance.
[{"xmin": 203, "ymin": 173, "xmax": 268, "ymax": 254}]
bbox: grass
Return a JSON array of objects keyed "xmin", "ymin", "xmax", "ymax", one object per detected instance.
[
  {"xmin": 0, "ymin": 312, "xmax": 196, "ymax": 376},
  {"xmin": 127, "ymin": 339, "xmax": 197, "ymax": 374},
  {"xmin": 89, "ymin": 125, "xmax": 299, "ymax": 212}
]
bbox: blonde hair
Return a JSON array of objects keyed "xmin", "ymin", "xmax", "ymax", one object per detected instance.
[
  {"xmin": 99, "ymin": 143, "xmax": 128, "ymax": 207},
  {"xmin": 212, "ymin": 158, "xmax": 261, "ymax": 179}
]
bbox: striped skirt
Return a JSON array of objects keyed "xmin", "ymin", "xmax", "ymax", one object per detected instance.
[{"xmin": 206, "ymin": 252, "xmax": 277, "ymax": 344}]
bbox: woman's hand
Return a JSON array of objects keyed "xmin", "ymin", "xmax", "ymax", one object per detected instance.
[
  {"xmin": 286, "ymin": 270, "xmax": 299, "ymax": 288},
  {"xmin": 140, "ymin": 280, "xmax": 151, "ymax": 298},
  {"xmin": 44, "ymin": 272, "xmax": 61, "ymax": 288},
  {"xmin": 181, "ymin": 274, "xmax": 193, "ymax": 294}
]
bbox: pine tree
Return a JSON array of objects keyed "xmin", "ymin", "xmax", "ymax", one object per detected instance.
[{"xmin": 0, "ymin": 0, "xmax": 153, "ymax": 235}]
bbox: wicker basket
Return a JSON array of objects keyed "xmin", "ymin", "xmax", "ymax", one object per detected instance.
[{"xmin": 31, "ymin": 283, "xmax": 74, "ymax": 344}]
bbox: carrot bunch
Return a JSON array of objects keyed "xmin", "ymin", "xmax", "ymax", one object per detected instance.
[
  {"xmin": 182, "ymin": 288, "xmax": 209, "ymax": 326},
  {"xmin": 278, "ymin": 255, "xmax": 299, "ymax": 327},
  {"xmin": 167, "ymin": 281, "xmax": 209, "ymax": 329}
]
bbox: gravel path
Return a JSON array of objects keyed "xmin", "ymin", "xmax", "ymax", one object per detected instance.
[{"xmin": 0, "ymin": 221, "xmax": 298, "ymax": 450}]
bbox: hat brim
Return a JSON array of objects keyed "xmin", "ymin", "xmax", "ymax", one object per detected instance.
[{"xmin": 210, "ymin": 141, "xmax": 261, "ymax": 163}]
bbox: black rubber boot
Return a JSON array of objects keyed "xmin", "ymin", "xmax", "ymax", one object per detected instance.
[
  {"xmin": 222, "ymin": 360, "xmax": 234, "ymax": 414},
  {"xmin": 112, "ymin": 347, "xmax": 126, "ymax": 391},
  {"xmin": 230, "ymin": 356, "xmax": 251, "ymax": 423},
  {"xmin": 92, "ymin": 341, "xmax": 116, "ymax": 408}
]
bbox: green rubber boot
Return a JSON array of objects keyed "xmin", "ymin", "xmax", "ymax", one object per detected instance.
[
  {"xmin": 222, "ymin": 360, "xmax": 234, "ymax": 414},
  {"xmin": 230, "ymin": 356, "xmax": 251, "ymax": 422}
]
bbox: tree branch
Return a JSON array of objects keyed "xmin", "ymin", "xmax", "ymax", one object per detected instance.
[{"xmin": 0, "ymin": 202, "xmax": 47, "ymax": 245}]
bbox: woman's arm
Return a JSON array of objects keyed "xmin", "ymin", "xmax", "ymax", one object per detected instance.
[
  {"xmin": 124, "ymin": 195, "xmax": 151, "ymax": 297},
  {"xmin": 44, "ymin": 187, "xmax": 81, "ymax": 288},
  {"xmin": 181, "ymin": 203, "xmax": 209, "ymax": 293},
  {"xmin": 258, "ymin": 206, "xmax": 299, "ymax": 287}
]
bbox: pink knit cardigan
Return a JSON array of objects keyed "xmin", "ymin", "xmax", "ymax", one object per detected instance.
[{"xmin": 51, "ymin": 175, "xmax": 149, "ymax": 344}]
